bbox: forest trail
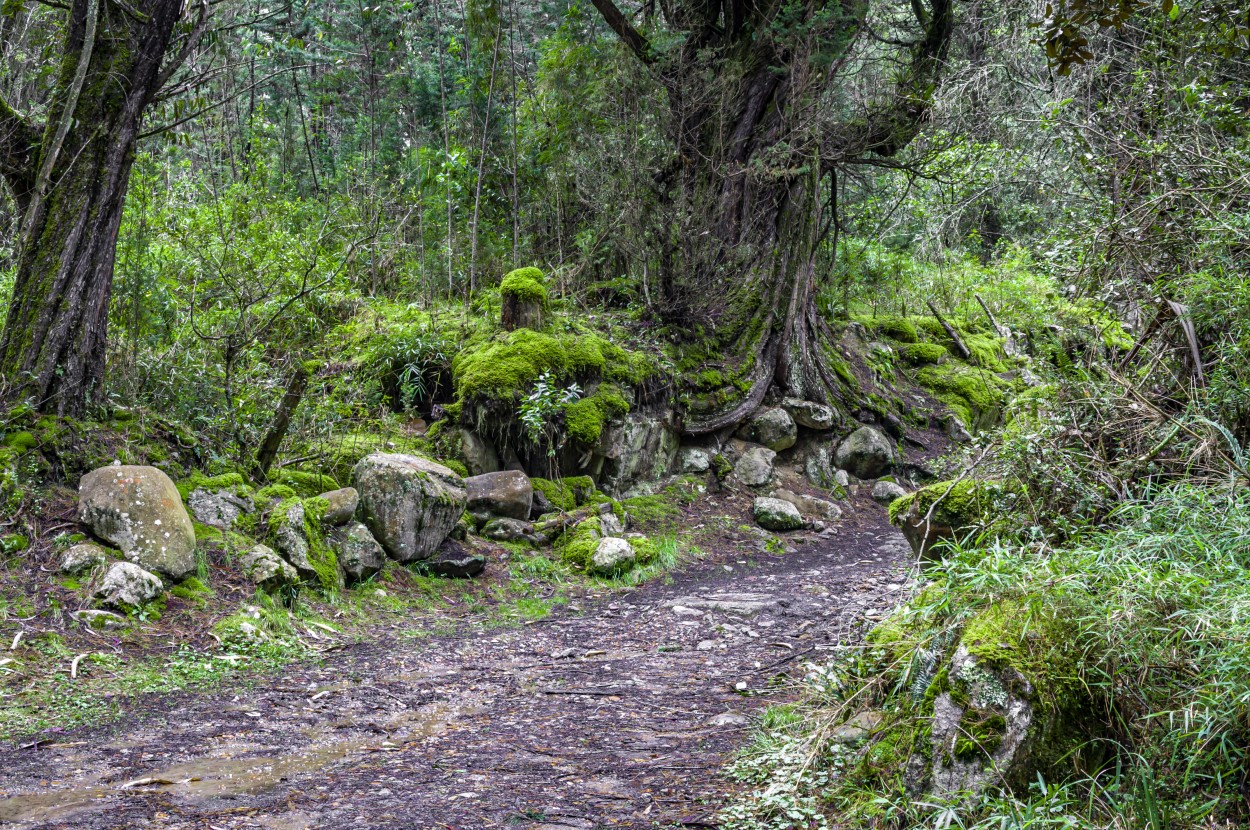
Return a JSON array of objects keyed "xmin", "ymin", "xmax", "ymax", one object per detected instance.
[{"xmin": 0, "ymin": 508, "xmax": 911, "ymax": 830}]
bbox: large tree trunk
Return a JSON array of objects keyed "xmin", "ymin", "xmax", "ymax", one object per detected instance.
[
  {"xmin": 590, "ymin": 0, "xmax": 953, "ymax": 433},
  {"xmin": 0, "ymin": 0, "xmax": 187, "ymax": 416}
]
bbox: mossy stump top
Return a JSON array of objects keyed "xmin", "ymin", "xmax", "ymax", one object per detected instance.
[{"xmin": 500, "ymin": 267, "xmax": 547, "ymax": 331}]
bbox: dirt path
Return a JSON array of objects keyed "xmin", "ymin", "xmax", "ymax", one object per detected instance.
[{"xmin": 0, "ymin": 505, "xmax": 913, "ymax": 830}]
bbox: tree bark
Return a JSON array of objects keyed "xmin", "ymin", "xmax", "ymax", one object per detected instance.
[
  {"xmin": 0, "ymin": 0, "xmax": 188, "ymax": 416},
  {"xmin": 590, "ymin": 0, "xmax": 954, "ymax": 433}
]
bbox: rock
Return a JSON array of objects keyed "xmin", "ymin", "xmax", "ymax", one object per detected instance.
[
  {"xmin": 596, "ymin": 412, "xmax": 680, "ymax": 496},
  {"xmin": 70, "ymin": 609, "xmax": 128, "ymax": 631},
  {"xmin": 678, "ymin": 446, "xmax": 711, "ymax": 474},
  {"xmin": 238, "ymin": 544, "xmax": 299, "ymax": 593},
  {"xmin": 835, "ymin": 469, "xmax": 851, "ymax": 487},
  {"xmin": 771, "ymin": 488, "xmax": 842, "ymax": 522},
  {"xmin": 667, "ymin": 592, "xmax": 780, "ymax": 616},
  {"xmin": 461, "ymin": 429, "xmax": 501, "ymax": 476},
  {"xmin": 735, "ymin": 407, "xmax": 797, "ymax": 451},
  {"xmin": 830, "ymin": 710, "xmax": 883, "ymax": 744},
  {"xmin": 93, "ymin": 561, "xmax": 163, "ymax": 609},
  {"xmin": 590, "ymin": 537, "xmax": 636, "ymax": 575},
  {"xmin": 733, "ymin": 446, "xmax": 776, "ymax": 487},
  {"xmin": 752, "ymin": 497, "xmax": 806, "ymax": 531},
  {"xmin": 891, "ymin": 479, "xmax": 997, "ymax": 559},
  {"xmin": 530, "ymin": 488, "xmax": 555, "ymax": 519},
  {"xmin": 318, "ymin": 487, "xmax": 359, "ymax": 525},
  {"xmin": 599, "ymin": 512, "xmax": 625, "ymax": 536},
  {"xmin": 804, "ymin": 444, "xmax": 838, "ymax": 489},
  {"xmin": 328, "ymin": 522, "xmax": 385, "ymax": 584},
  {"xmin": 354, "ymin": 453, "xmax": 467, "ymax": 563},
  {"xmin": 465, "ymin": 470, "xmax": 532, "ymax": 520},
  {"xmin": 59, "ymin": 542, "xmax": 108, "ymax": 575},
  {"xmin": 834, "ymin": 426, "xmax": 895, "ymax": 479},
  {"xmin": 274, "ymin": 500, "xmax": 316, "ymax": 580},
  {"xmin": 425, "ymin": 539, "xmax": 486, "ymax": 578},
  {"xmin": 872, "ymin": 480, "xmax": 909, "ymax": 505},
  {"xmin": 187, "ymin": 487, "xmax": 253, "ymax": 531},
  {"xmin": 947, "ymin": 418, "xmax": 973, "ymax": 443},
  {"xmin": 706, "ymin": 712, "xmax": 750, "ymax": 727},
  {"xmin": 78, "ymin": 464, "xmax": 197, "ymax": 580},
  {"xmin": 782, "ymin": 398, "xmax": 836, "ymax": 430},
  {"xmin": 482, "ymin": 517, "xmax": 535, "ymax": 542}
]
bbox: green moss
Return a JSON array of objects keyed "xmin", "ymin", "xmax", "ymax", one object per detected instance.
[
  {"xmin": 170, "ymin": 576, "xmax": 213, "ymax": 605},
  {"xmin": 953, "ymin": 709, "xmax": 1007, "ymax": 760},
  {"xmin": 900, "ymin": 342, "xmax": 947, "ymax": 365},
  {"xmin": 255, "ymin": 484, "xmax": 298, "ymax": 503},
  {"xmin": 499, "ymin": 266, "xmax": 548, "ymax": 303},
  {"xmin": 916, "ymin": 363, "xmax": 1009, "ymax": 431},
  {"xmin": 273, "ymin": 469, "xmax": 340, "ymax": 497},
  {"xmin": 888, "ymin": 479, "xmax": 998, "ymax": 530},
  {"xmin": 557, "ymin": 516, "xmax": 602, "ymax": 567},
  {"xmin": 3, "ymin": 431, "xmax": 36, "ymax": 453},
  {"xmin": 564, "ymin": 383, "xmax": 630, "ymax": 444},
  {"xmin": 176, "ymin": 472, "xmax": 250, "ymax": 502},
  {"xmin": 442, "ymin": 458, "xmax": 468, "ymax": 477},
  {"xmin": 876, "ymin": 315, "xmax": 920, "ymax": 343},
  {"xmin": 622, "ymin": 493, "xmax": 680, "ymax": 528},
  {"xmin": 532, "ymin": 476, "xmax": 601, "ymax": 511},
  {"xmin": 712, "ymin": 453, "xmax": 733, "ymax": 480},
  {"xmin": 963, "ymin": 333, "xmax": 1008, "ymax": 372},
  {"xmin": 1, "ymin": 533, "xmax": 29, "ymax": 553},
  {"xmin": 452, "ymin": 326, "xmax": 656, "ymax": 403}
]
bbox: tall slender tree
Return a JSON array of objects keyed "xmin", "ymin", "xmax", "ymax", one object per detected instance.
[{"xmin": 0, "ymin": 0, "xmax": 207, "ymax": 415}]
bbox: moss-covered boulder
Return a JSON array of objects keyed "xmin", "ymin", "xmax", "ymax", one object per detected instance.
[
  {"xmin": 735, "ymin": 406, "xmax": 798, "ymax": 451},
  {"xmin": 781, "ymin": 397, "xmax": 837, "ymax": 430},
  {"xmin": 834, "ymin": 426, "xmax": 895, "ymax": 479},
  {"xmin": 58, "ymin": 542, "xmax": 109, "ymax": 575},
  {"xmin": 888, "ymin": 479, "xmax": 999, "ymax": 558},
  {"xmin": 238, "ymin": 544, "xmax": 298, "ymax": 593},
  {"xmin": 319, "ymin": 487, "xmax": 359, "ymax": 526},
  {"xmin": 354, "ymin": 453, "xmax": 467, "ymax": 563},
  {"xmin": 327, "ymin": 521, "xmax": 385, "ymax": 584},
  {"xmin": 917, "ymin": 363, "xmax": 1009, "ymax": 433},
  {"xmin": 752, "ymin": 497, "xmax": 805, "ymax": 531},
  {"xmin": 78, "ymin": 465, "xmax": 197, "ymax": 580}
]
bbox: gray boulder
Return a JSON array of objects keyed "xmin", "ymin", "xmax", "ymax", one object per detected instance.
[
  {"xmin": 319, "ymin": 487, "xmax": 359, "ymax": 525},
  {"xmin": 425, "ymin": 539, "xmax": 486, "ymax": 578},
  {"xmin": 465, "ymin": 470, "xmax": 532, "ymax": 520},
  {"xmin": 481, "ymin": 517, "xmax": 535, "ymax": 542},
  {"xmin": 834, "ymin": 426, "xmax": 895, "ymax": 479},
  {"xmin": 354, "ymin": 453, "xmax": 467, "ymax": 563},
  {"xmin": 238, "ymin": 544, "xmax": 298, "ymax": 593},
  {"xmin": 94, "ymin": 561, "xmax": 163, "ymax": 609},
  {"xmin": 752, "ymin": 497, "xmax": 805, "ymax": 532},
  {"xmin": 678, "ymin": 446, "xmax": 711, "ymax": 474},
  {"xmin": 735, "ymin": 407, "xmax": 797, "ymax": 451},
  {"xmin": 274, "ymin": 500, "xmax": 316, "ymax": 580},
  {"xmin": 804, "ymin": 444, "xmax": 838, "ymax": 489},
  {"xmin": 782, "ymin": 398, "xmax": 836, "ymax": 430},
  {"xmin": 596, "ymin": 412, "xmax": 680, "ymax": 496},
  {"xmin": 590, "ymin": 537, "xmax": 636, "ymax": 575},
  {"xmin": 328, "ymin": 521, "xmax": 385, "ymax": 584},
  {"xmin": 771, "ymin": 489, "xmax": 842, "ymax": 522},
  {"xmin": 59, "ymin": 542, "xmax": 108, "ymax": 575},
  {"xmin": 187, "ymin": 487, "xmax": 253, "ymax": 531},
  {"xmin": 733, "ymin": 446, "xmax": 777, "ymax": 487},
  {"xmin": 78, "ymin": 464, "xmax": 197, "ymax": 580},
  {"xmin": 872, "ymin": 480, "xmax": 909, "ymax": 505}
]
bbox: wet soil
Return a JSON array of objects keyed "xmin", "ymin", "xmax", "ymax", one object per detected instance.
[{"xmin": 0, "ymin": 495, "xmax": 914, "ymax": 830}]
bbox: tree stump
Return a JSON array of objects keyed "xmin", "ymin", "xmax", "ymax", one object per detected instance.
[{"xmin": 500, "ymin": 267, "xmax": 547, "ymax": 331}]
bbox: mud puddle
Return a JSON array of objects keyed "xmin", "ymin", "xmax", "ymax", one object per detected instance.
[{"xmin": 0, "ymin": 702, "xmax": 456, "ymax": 827}]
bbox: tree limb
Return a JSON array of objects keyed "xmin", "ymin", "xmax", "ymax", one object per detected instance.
[
  {"xmin": 154, "ymin": 0, "xmax": 210, "ymax": 92},
  {"xmin": 822, "ymin": 0, "xmax": 954, "ymax": 163},
  {"xmin": 588, "ymin": 0, "xmax": 653, "ymax": 62}
]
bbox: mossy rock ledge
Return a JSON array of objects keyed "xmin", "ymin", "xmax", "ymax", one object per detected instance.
[
  {"xmin": 888, "ymin": 478, "xmax": 999, "ymax": 558},
  {"xmin": 862, "ymin": 601, "xmax": 1100, "ymax": 803}
]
